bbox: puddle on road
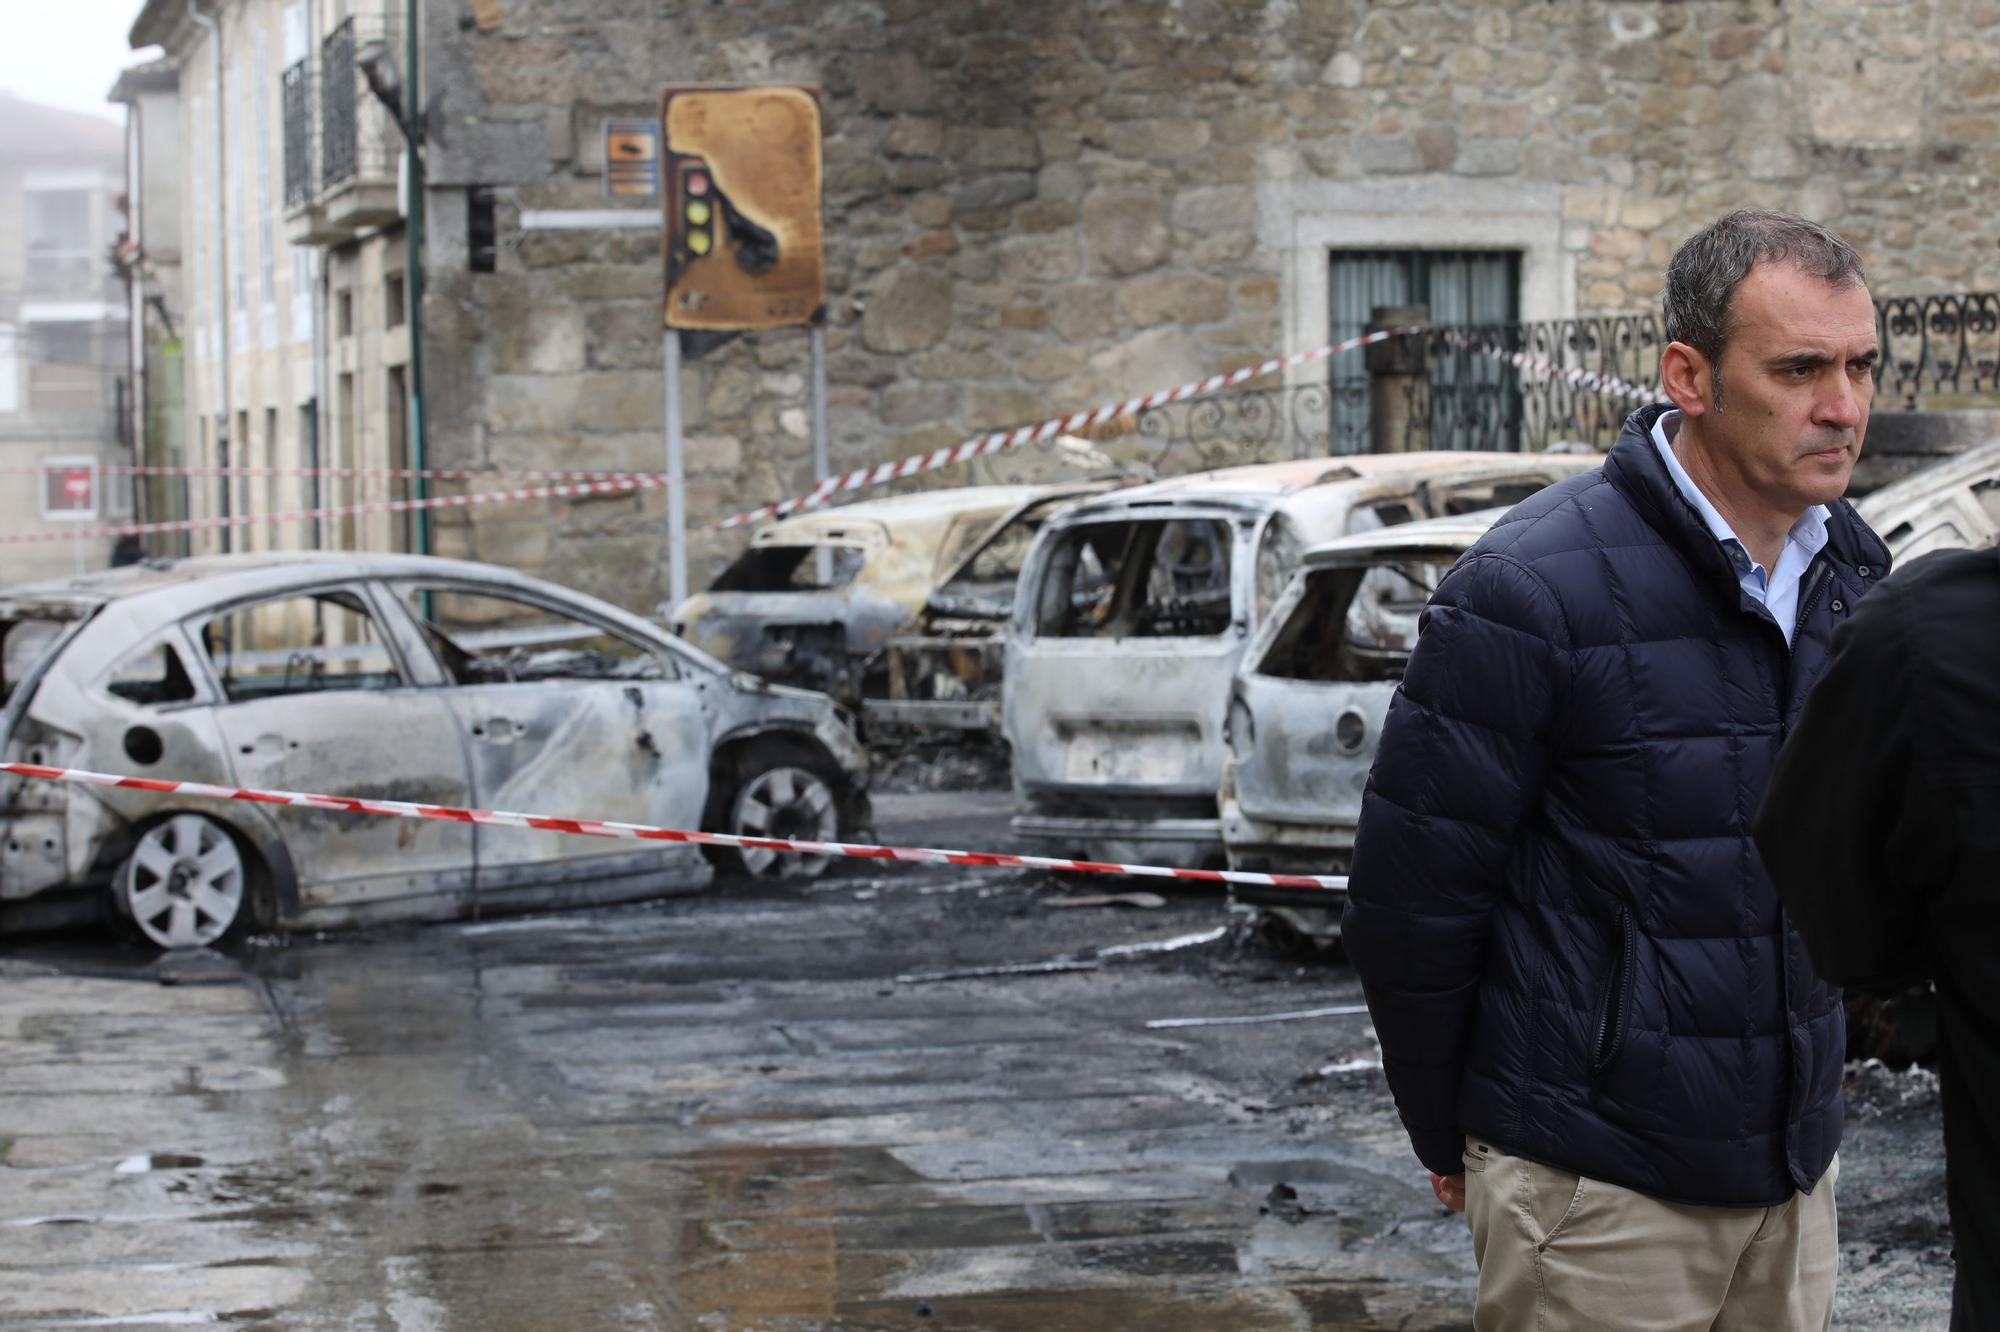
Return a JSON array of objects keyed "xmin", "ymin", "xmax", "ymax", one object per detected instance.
[{"xmin": 660, "ymin": 1143, "xmax": 1466, "ymax": 1331}]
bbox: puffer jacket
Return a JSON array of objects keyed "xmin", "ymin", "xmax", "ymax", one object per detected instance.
[{"xmin": 1342, "ymin": 402, "xmax": 1891, "ymax": 1207}]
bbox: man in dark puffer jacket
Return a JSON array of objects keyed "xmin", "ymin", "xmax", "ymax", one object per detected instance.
[{"xmin": 1343, "ymin": 209, "xmax": 1890, "ymax": 1330}]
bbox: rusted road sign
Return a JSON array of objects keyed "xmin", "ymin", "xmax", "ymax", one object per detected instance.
[{"xmin": 659, "ymin": 85, "xmax": 825, "ymax": 331}]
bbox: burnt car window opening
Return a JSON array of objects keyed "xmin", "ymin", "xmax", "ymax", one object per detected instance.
[
  {"xmin": 1033, "ymin": 518, "xmax": 1234, "ymax": 639},
  {"xmin": 105, "ymin": 641, "xmax": 198, "ymax": 707},
  {"xmin": 709, "ymin": 544, "xmax": 866, "ymax": 593},
  {"xmin": 934, "ymin": 511, "xmax": 1052, "ymax": 615},
  {"xmin": 0, "ymin": 616, "xmax": 71, "ymax": 707},
  {"xmin": 1255, "ymin": 561, "xmax": 1447, "ymax": 683},
  {"xmin": 201, "ymin": 591, "xmax": 403, "ymax": 702},
  {"xmin": 402, "ymin": 587, "xmax": 676, "ymax": 685}
]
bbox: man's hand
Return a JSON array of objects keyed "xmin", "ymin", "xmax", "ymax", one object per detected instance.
[{"xmin": 1430, "ymin": 1171, "xmax": 1466, "ymax": 1212}]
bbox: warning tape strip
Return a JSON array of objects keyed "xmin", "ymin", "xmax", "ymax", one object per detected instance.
[
  {"xmin": 0, "ymin": 473, "xmax": 668, "ymax": 547},
  {"xmin": 0, "ymin": 762, "xmax": 1348, "ymax": 894},
  {"xmin": 1440, "ymin": 331, "xmax": 1667, "ymax": 404},
  {"xmin": 19, "ymin": 329, "xmax": 1657, "ymax": 549},
  {"xmin": 710, "ymin": 326, "xmax": 1425, "ymax": 530},
  {"xmin": 0, "ymin": 462, "xmax": 670, "ymax": 484}
]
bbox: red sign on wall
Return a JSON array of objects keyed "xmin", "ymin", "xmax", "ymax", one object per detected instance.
[{"xmin": 40, "ymin": 457, "xmax": 98, "ymax": 521}]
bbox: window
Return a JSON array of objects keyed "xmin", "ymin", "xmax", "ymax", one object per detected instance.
[
  {"xmin": 1030, "ymin": 518, "xmax": 1234, "ymax": 639},
  {"xmin": 1329, "ymin": 248, "xmax": 1521, "ymax": 451},
  {"xmin": 27, "ymin": 322, "xmax": 104, "ymax": 416},
  {"xmin": 468, "ymin": 187, "xmax": 498, "ymax": 273},
  {"xmin": 710, "ymin": 545, "xmax": 867, "ymax": 593},
  {"xmin": 401, "ymin": 586, "xmax": 679, "ymax": 685},
  {"xmin": 25, "ymin": 190, "xmax": 94, "ymax": 275},
  {"xmin": 1254, "ymin": 558, "xmax": 1453, "ymax": 684},
  {"xmin": 336, "ymin": 289, "xmax": 354, "ymax": 337},
  {"xmin": 932, "ymin": 501, "xmax": 1067, "ymax": 616},
  {"xmin": 384, "ymin": 270, "xmax": 406, "ymax": 329},
  {"xmin": 200, "ymin": 590, "xmax": 402, "ymax": 702},
  {"xmin": 105, "ymin": 642, "xmax": 198, "ymax": 706}
]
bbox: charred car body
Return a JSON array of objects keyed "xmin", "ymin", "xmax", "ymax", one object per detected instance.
[
  {"xmin": 864, "ymin": 483, "xmax": 1121, "ymax": 739},
  {"xmin": 1225, "ymin": 438, "xmax": 2000, "ymax": 947},
  {"xmin": 672, "ymin": 483, "xmax": 1108, "ymax": 713},
  {"xmin": 1002, "ymin": 453, "xmax": 1598, "ymax": 865},
  {"xmin": 1220, "ymin": 509, "xmax": 1503, "ymax": 944},
  {"xmin": 0, "ymin": 553, "xmax": 872, "ymax": 949}
]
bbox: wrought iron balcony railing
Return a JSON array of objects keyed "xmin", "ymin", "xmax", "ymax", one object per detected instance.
[
  {"xmin": 281, "ymin": 57, "xmax": 315, "ymax": 210},
  {"xmin": 329, "ymin": 19, "xmax": 403, "ymax": 212}
]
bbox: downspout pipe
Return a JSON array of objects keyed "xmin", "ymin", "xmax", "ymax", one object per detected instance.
[
  {"xmin": 187, "ymin": 0, "xmax": 232, "ymax": 553},
  {"xmin": 404, "ymin": 0, "xmax": 430, "ymax": 556}
]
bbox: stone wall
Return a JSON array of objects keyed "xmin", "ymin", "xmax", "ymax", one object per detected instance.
[{"xmin": 423, "ymin": 0, "xmax": 2000, "ymax": 614}]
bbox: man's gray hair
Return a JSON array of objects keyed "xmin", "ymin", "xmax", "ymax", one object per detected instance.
[{"xmin": 1663, "ymin": 210, "xmax": 1867, "ymax": 378}]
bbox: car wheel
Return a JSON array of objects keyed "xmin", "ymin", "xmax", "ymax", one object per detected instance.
[
  {"xmin": 113, "ymin": 813, "xmax": 248, "ymax": 949},
  {"xmin": 707, "ymin": 741, "xmax": 843, "ymax": 880}
]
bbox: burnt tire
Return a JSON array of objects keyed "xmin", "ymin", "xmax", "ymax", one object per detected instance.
[
  {"xmin": 113, "ymin": 812, "xmax": 252, "ymax": 950},
  {"xmin": 705, "ymin": 738, "xmax": 844, "ymax": 880}
]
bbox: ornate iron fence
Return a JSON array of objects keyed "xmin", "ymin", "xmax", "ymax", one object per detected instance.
[
  {"xmin": 1116, "ymin": 293, "xmax": 2000, "ymax": 470},
  {"xmin": 1876, "ymin": 292, "xmax": 2000, "ymax": 408}
]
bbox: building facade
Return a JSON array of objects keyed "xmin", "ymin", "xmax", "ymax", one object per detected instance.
[
  {"xmin": 110, "ymin": 57, "xmax": 188, "ymax": 554},
  {"xmin": 0, "ymin": 95, "xmax": 131, "ymax": 584},
  {"xmin": 416, "ymin": 0, "xmax": 2000, "ymax": 617},
  {"xmin": 127, "ymin": 0, "xmax": 414, "ymax": 561}
]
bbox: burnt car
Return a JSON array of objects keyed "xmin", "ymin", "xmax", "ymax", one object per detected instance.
[
  {"xmin": 1856, "ymin": 437, "xmax": 2000, "ymax": 558},
  {"xmin": 1002, "ymin": 452, "xmax": 1598, "ymax": 865},
  {"xmin": 0, "ymin": 553, "xmax": 872, "ymax": 949},
  {"xmin": 864, "ymin": 481, "xmax": 1122, "ymax": 739},
  {"xmin": 1219, "ymin": 509, "xmax": 1501, "ymax": 946},
  {"xmin": 671, "ymin": 483, "xmax": 1108, "ymax": 710}
]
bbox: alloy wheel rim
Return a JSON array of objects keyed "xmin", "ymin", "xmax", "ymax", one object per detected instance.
[
  {"xmin": 730, "ymin": 766, "xmax": 838, "ymax": 878},
  {"xmin": 122, "ymin": 814, "xmax": 245, "ymax": 949}
]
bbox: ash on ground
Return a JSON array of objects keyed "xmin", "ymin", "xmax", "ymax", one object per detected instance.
[{"xmin": 871, "ymin": 738, "xmax": 1012, "ymax": 792}]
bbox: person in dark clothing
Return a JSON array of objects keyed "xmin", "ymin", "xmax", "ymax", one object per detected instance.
[
  {"xmin": 1342, "ymin": 209, "xmax": 1889, "ymax": 1329},
  {"xmin": 1755, "ymin": 542, "xmax": 2000, "ymax": 1330}
]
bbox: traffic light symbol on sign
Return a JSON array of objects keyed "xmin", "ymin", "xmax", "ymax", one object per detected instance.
[{"xmin": 660, "ymin": 85, "xmax": 824, "ymax": 331}]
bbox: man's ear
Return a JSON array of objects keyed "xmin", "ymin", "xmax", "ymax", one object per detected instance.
[{"xmin": 1660, "ymin": 342, "xmax": 1712, "ymax": 419}]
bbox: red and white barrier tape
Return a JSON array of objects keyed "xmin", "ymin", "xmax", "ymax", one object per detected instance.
[
  {"xmin": 0, "ymin": 462, "xmax": 668, "ymax": 484},
  {"xmin": 0, "ymin": 762, "xmax": 1347, "ymax": 894},
  {"xmin": 0, "ymin": 473, "xmax": 667, "ymax": 547},
  {"xmin": 711, "ymin": 326, "xmax": 1424, "ymax": 530},
  {"xmin": 1441, "ymin": 331, "xmax": 1667, "ymax": 404}
]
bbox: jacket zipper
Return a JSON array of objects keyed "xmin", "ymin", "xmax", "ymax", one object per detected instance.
[
  {"xmin": 1591, "ymin": 907, "xmax": 1636, "ymax": 1076},
  {"xmin": 1791, "ymin": 560, "xmax": 1832, "ymax": 645}
]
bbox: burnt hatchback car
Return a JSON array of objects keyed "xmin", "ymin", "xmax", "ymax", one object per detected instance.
[
  {"xmin": 671, "ymin": 483, "xmax": 1109, "ymax": 710},
  {"xmin": 1219, "ymin": 509, "xmax": 1502, "ymax": 945},
  {"xmin": 0, "ymin": 553, "xmax": 872, "ymax": 949},
  {"xmin": 1002, "ymin": 452, "xmax": 1598, "ymax": 865}
]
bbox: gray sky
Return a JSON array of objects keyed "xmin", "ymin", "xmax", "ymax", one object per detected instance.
[{"xmin": 0, "ymin": 0, "xmax": 161, "ymax": 125}]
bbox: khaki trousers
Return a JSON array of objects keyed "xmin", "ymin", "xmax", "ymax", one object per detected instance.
[{"xmin": 1462, "ymin": 1136, "xmax": 1838, "ymax": 1332}]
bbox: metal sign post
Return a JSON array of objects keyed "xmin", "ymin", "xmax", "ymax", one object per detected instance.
[
  {"xmin": 664, "ymin": 329, "xmax": 688, "ymax": 608},
  {"xmin": 810, "ymin": 325, "xmax": 830, "ymax": 584}
]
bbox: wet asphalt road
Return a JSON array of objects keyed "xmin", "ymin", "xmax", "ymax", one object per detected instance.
[{"xmin": 0, "ymin": 790, "xmax": 1953, "ymax": 1330}]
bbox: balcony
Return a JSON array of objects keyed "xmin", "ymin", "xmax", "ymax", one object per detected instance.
[{"xmin": 282, "ymin": 15, "xmax": 403, "ymax": 245}]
